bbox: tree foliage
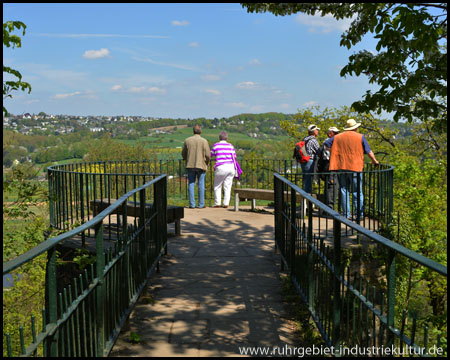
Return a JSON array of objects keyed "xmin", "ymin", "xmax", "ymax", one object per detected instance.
[
  {"xmin": 241, "ymin": 3, "xmax": 447, "ymax": 133},
  {"xmin": 281, "ymin": 104, "xmax": 447, "ymax": 345},
  {"xmin": 3, "ymin": 168, "xmax": 49, "ymax": 356},
  {"xmin": 3, "ymin": 21, "xmax": 32, "ymax": 116}
]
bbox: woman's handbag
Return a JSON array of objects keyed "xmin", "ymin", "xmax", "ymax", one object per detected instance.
[{"xmin": 234, "ymin": 158, "xmax": 243, "ymax": 179}]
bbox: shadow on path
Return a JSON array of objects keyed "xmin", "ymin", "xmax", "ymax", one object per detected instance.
[{"xmin": 109, "ymin": 207, "xmax": 303, "ymax": 357}]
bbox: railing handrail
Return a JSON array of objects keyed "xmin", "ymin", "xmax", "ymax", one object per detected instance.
[
  {"xmin": 274, "ymin": 173, "xmax": 447, "ymax": 276},
  {"xmin": 3, "ymin": 174, "xmax": 167, "ymax": 276},
  {"xmin": 46, "ymin": 159, "xmax": 394, "ymax": 173}
]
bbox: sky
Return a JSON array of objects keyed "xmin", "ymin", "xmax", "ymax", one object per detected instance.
[{"xmin": 3, "ymin": 3, "xmax": 383, "ymax": 119}]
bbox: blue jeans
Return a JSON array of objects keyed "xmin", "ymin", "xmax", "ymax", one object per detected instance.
[
  {"xmin": 300, "ymin": 159, "xmax": 315, "ymax": 194},
  {"xmin": 337, "ymin": 171, "xmax": 363, "ymax": 219},
  {"xmin": 187, "ymin": 168, "xmax": 206, "ymax": 208}
]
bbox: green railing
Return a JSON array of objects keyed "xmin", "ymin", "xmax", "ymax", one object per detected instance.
[
  {"xmin": 3, "ymin": 175, "xmax": 167, "ymax": 357},
  {"xmin": 46, "ymin": 160, "xmax": 393, "ymax": 233},
  {"xmin": 274, "ymin": 173, "xmax": 447, "ymax": 356},
  {"xmin": 4, "ymin": 159, "xmax": 397, "ymax": 357}
]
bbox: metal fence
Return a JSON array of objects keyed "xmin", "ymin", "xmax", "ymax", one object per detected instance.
[
  {"xmin": 274, "ymin": 173, "xmax": 447, "ymax": 356},
  {"xmin": 4, "ymin": 159, "xmax": 398, "ymax": 357},
  {"xmin": 47, "ymin": 160, "xmax": 394, "ymax": 233},
  {"xmin": 3, "ymin": 175, "xmax": 167, "ymax": 356}
]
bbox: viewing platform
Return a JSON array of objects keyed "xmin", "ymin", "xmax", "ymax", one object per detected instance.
[
  {"xmin": 110, "ymin": 206, "xmax": 300, "ymax": 357},
  {"xmin": 3, "ymin": 160, "xmax": 446, "ymax": 357}
]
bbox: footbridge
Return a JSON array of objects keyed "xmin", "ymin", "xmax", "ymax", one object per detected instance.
[{"xmin": 3, "ymin": 159, "xmax": 447, "ymax": 357}]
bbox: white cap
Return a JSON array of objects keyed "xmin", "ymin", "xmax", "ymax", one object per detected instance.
[{"xmin": 307, "ymin": 124, "xmax": 320, "ymax": 132}]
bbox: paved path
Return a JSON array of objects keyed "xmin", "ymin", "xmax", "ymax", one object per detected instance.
[{"xmin": 109, "ymin": 206, "xmax": 301, "ymax": 357}]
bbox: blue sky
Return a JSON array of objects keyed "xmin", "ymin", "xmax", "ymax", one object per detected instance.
[{"xmin": 4, "ymin": 3, "xmax": 381, "ymax": 119}]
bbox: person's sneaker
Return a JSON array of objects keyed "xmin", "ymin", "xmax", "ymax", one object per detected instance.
[
  {"xmin": 222, "ymin": 205, "xmax": 229, "ymax": 208},
  {"xmin": 212, "ymin": 205, "xmax": 221, "ymax": 208}
]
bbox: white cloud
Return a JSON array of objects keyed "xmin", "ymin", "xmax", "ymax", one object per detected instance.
[
  {"xmin": 133, "ymin": 57, "xmax": 202, "ymax": 72},
  {"xmin": 303, "ymin": 100, "xmax": 318, "ymax": 107},
  {"xmin": 172, "ymin": 20, "xmax": 190, "ymax": 26},
  {"xmin": 189, "ymin": 42, "xmax": 199, "ymax": 47},
  {"xmin": 295, "ymin": 12, "xmax": 355, "ymax": 33},
  {"xmin": 201, "ymin": 74, "xmax": 221, "ymax": 81},
  {"xmin": 82, "ymin": 48, "xmax": 110, "ymax": 59},
  {"xmin": 128, "ymin": 86, "xmax": 147, "ymax": 93},
  {"xmin": 205, "ymin": 89, "xmax": 221, "ymax": 95},
  {"xmin": 53, "ymin": 91, "xmax": 81, "ymax": 99},
  {"xmin": 236, "ymin": 81, "xmax": 258, "ymax": 89},
  {"xmin": 111, "ymin": 85, "xmax": 122, "ymax": 91},
  {"xmin": 249, "ymin": 58, "xmax": 261, "ymax": 65},
  {"xmin": 148, "ymin": 87, "xmax": 166, "ymax": 95}
]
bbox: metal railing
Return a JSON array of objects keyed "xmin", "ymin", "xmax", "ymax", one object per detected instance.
[
  {"xmin": 4, "ymin": 159, "xmax": 397, "ymax": 357},
  {"xmin": 3, "ymin": 175, "xmax": 167, "ymax": 357},
  {"xmin": 47, "ymin": 160, "xmax": 394, "ymax": 233},
  {"xmin": 274, "ymin": 173, "xmax": 447, "ymax": 356}
]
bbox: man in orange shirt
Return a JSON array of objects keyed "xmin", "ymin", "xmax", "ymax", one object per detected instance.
[{"xmin": 324, "ymin": 119, "xmax": 379, "ymax": 219}]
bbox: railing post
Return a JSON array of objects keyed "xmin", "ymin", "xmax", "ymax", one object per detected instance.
[
  {"xmin": 290, "ymin": 188, "xmax": 296, "ymax": 276},
  {"xmin": 121, "ymin": 201, "xmax": 130, "ymax": 312},
  {"xmin": 386, "ymin": 248, "xmax": 396, "ymax": 347},
  {"xmin": 95, "ymin": 222, "xmax": 105, "ymax": 357},
  {"xmin": 307, "ymin": 200, "xmax": 314, "ymax": 311},
  {"xmin": 45, "ymin": 246, "xmax": 58, "ymax": 356},
  {"xmin": 154, "ymin": 176, "xmax": 167, "ymax": 255},
  {"xmin": 48, "ymin": 170, "xmax": 54, "ymax": 227},
  {"xmin": 274, "ymin": 175, "xmax": 284, "ymax": 271},
  {"xmin": 140, "ymin": 188, "xmax": 147, "ymax": 277},
  {"xmin": 332, "ymin": 217, "xmax": 342, "ymax": 353}
]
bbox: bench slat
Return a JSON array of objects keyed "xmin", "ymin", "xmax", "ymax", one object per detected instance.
[
  {"xmin": 89, "ymin": 199, "xmax": 184, "ymax": 235},
  {"xmin": 233, "ymin": 188, "xmax": 304, "ymax": 211}
]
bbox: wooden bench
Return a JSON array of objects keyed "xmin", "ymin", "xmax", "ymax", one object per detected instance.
[
  {"xmin": 90, "ymin": 199, "xmax": 184, "ymax": 235},
  {"xmin": 234, "ymin": 188, "xmax": 304, "ymax": 211}
]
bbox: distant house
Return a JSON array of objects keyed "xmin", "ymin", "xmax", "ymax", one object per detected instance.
[{"xmin": 89, "ymin": 127, "xmax": 104, "ymax": 132}]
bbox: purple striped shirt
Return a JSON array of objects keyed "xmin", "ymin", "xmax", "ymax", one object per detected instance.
[{"xmin": 211, "ymin": 141, "xmax": 237, "ymax": 170}]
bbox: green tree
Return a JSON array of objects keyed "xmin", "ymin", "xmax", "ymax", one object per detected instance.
[
  {"xmin": 3, "ymin": 167, "xmax": 49, "ymax": 356},
  {"xmin": 241, "ymin": 3, "xmax": 447, "ymax": 133},
  {"xmin": 3, "ymin": 21, "xmax": 32, "ymax": 116}
]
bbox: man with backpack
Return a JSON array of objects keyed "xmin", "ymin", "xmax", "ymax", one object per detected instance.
[
  {"xmin": 315, "ymin": 127, "xmax": 340, "ymax": 212},
  {"xmin": 294, "ymin": 124, "xmax": 320, "ymax": 194}
]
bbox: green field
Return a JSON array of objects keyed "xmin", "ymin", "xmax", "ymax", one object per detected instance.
[{"xmin": 117, "ymin": 127, "xmax": 291, "ymax": 149}]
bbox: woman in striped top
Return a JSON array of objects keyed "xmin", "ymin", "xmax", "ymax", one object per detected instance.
[{"xmin": 210, "ymin": 131, "xmax": 237, "ymax": 208}]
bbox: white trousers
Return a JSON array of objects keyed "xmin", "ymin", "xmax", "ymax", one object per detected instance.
[{"xmin": 213, "ymin": 163, "xmax": 235, "ymax": 206}]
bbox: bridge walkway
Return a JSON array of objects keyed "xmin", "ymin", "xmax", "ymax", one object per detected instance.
[
  {"xmin": 109, "ymin": 206, "xmax": 303, "ymax": 357},
  {"xmin": 108, "ymin": 205, "xmax": 373, "ymax": 357}
]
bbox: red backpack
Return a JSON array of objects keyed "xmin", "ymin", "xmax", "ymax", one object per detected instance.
[{"xmin": 293, "ymin": 140, "xmax": 311, "ymax": 163}]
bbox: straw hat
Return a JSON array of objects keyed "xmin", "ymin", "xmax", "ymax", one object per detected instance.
[{"xmin": 343, "ymin": 119, "xmax": 361, "ymax": 131}]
